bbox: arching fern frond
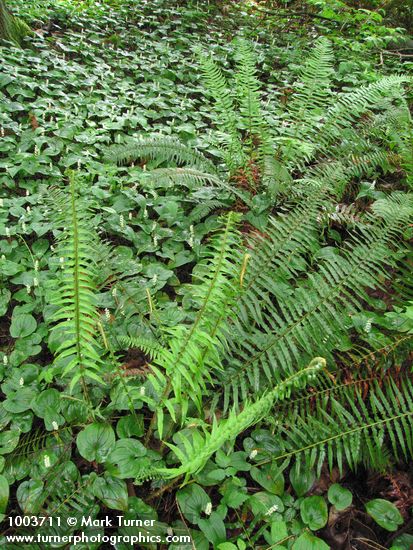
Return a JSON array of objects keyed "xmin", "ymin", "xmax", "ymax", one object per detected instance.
[
  {"xmin": 314, "ymin": 75, "xmax": 409, "ymax": 160},
  {"xmin": 140, "ymin": 167, "xmax": 225, "ymax": 189},
  {"xmin": 156, "ymin": 358, "xmax": 325, "ymax": 481},
  {"xmin": 221, "ymin": 193, "xmax": 413, "ymax": 407},
  {"xmin": 270, "ymin": 374, "xmax": 413, "ymax": 475},
  {"xmin": 153, "ymin": 213, "xmax": 242, "ymax": 409},
  {"xmin": 236, "ymin": 191, "xmax": 327, "ymax": 328},
  {"xmin": 104, "ymin": 136, "xmax": 217, "ymax": 173}
]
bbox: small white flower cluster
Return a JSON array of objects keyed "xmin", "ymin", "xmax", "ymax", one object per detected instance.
[
  {"xmin": 44, "ymin": 455, "xmax": 51, "ymax": 468},
  {"xmin": 119, "ymin": 214, "xmax": 125, "ymax": 229},
  {"xmin": 52, "ymin": 421, "xmax": 59, "ymax": 431},
  {"xmin": 33, "ymin": 260, "xmax": 39, "ymax": 287},
  {"xmin": 249, "ymin": 449, "xmax": 258, "ymax": 460},
  {"xmin": 104, "ymin": 308, "xmax": 110, "ymax": 321},
  {"xmin": 364, "ymin": 319, "xmax": 372, "ymax": 333},
  {"xmin": 265, "ymin": 504, "xmax": 279, "ymax": 516},
  {"xmin": 188, "ymin": 225, "xmax": 194, "ymax": 248},
  {"xmin": 204, "ymin": 502, "xmax": 212, "ymax": 516}
]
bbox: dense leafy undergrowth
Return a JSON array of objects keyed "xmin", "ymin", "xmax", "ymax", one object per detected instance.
[{"xmin": 1, "ymin": 0, "xmax": 413, "ymax": 548}]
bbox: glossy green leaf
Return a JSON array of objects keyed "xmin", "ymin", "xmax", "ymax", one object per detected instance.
[
  {"xmin": 176, "ymin": 484, "xmax": 211, "ymax": 524},
  {"xmin": 10, "ymin": 314, "xmax": 37, "ymax": 339},
  {"xmin": 92, "ymin": 475, "xmax": 128, "ymax": 511},
  {"xmin": 300, "ymin": 496, "xmax": 328, "ymax": 530},
  {"xmin": 365, "ymin": 499, "xmax": 404, "ymax": 532},
  {"xmin": 327, "ymin": 484, "xmax": 352, "ymax": 511},
  {"xmin": 107, "ymin": 438, "xmax": 147, "ymax": 478},
  {"xmin": 76, "ymin": 423, "xmax": 116, "ymax": 463},
  {"xmin": 292, "ymin": 532, "xmax": 330, "ymax": 550}
]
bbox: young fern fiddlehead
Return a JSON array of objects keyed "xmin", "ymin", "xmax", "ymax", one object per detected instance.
[{"xmin": 155, "ymin": 358, "xmax": 326, "ymax": 481}]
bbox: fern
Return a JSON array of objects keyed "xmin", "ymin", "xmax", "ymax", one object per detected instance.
[
  {"xmin": 157, "ymin": 358, "xmax": 325, "ymax": 480},
  {"xmin": 104, "ymin": 135, "xmax": 217, "ymax": 173},
  {"xmin": 287, "ymin": 37, "xmax": 334, "ymax": 137},
  {"xmin": 370, "ymin": 103, "xmax": 413, "ymax": 186},
  {"xmin": 199, "ymin": 51, "xmax": 245, "ymax": 170},
  {"xmin": 234, "ymin": 38, "xmax": 272, "ymax": 161},
  {"xmin": 269, "ymin": 374, "xmax": 413, "ymax": 475},
  {"xmin": 221, "ymin": 193, "xmax": 413, "ymax": 407},
  {"xmin": 200, "ymin": 38, "xmax": 411, "ymax": 201},
  {"xmin": 125, "ymin": 213, "xmax": 242, "ymax": 431},
  {"xmin": 49, "ymin": 173, "xmax": 105, "ymax": 392},
  {"xmin": 312, "ymin": 75, "xmax": 409, "ymax": 161}
]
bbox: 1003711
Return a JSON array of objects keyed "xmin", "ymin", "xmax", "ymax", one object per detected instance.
[{"xmin": 8, "ymin": 516, "xmax": 60, "ymax": 527}]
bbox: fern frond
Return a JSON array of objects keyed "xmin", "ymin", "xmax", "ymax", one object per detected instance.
[
  {"xmin": 315, "ymin": 75, "xmax": 409, "ymax": 159},
  {"xmin": 287, "ymin": 37, "xmax": 334, "ymax": 134},
  {"xmin": 199, "ymin": 51, "xmax": 245, "ymax": 170},
  {"xmin": 156, "ymin": 359, "xmax": 325, "ymax": 480},
  {"xmin": 49, "ymin": 173, "xmax": 104, "ymax": 392},
  {"xmin": 188, "ymin": 199, "xmax": 230, "ymax": 222},
  {"xmin": 271, "ymin": 375, "xmax": 413, "ymax": 474},
  {"xmin": 118, "ymin": 335, "xmax": 167, "ymax": 363},
  {"xmin": 234, "ymin": 38, "xmax": 272, "ymax": 160},
  {"xmin": 371, "ymin": 103, "xmax": 413, "ymax": 185},
  {"xmin": 104, "ymin": 136, "xmax": 217, "ymax": 173},
  {"xmin": 140, "ymin": 167, "xmax": 225, "ymax": 189},
  {"xmin": 236, "ymin": 192, "xmax": 327, "ymax": 327},
  {"xmin": 222, "ymin": 193, "xmax": 413, "ymax": 406},
  {"xmin": 158, "ymin": 213, "xmax": 243, "ymax": 409}
]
